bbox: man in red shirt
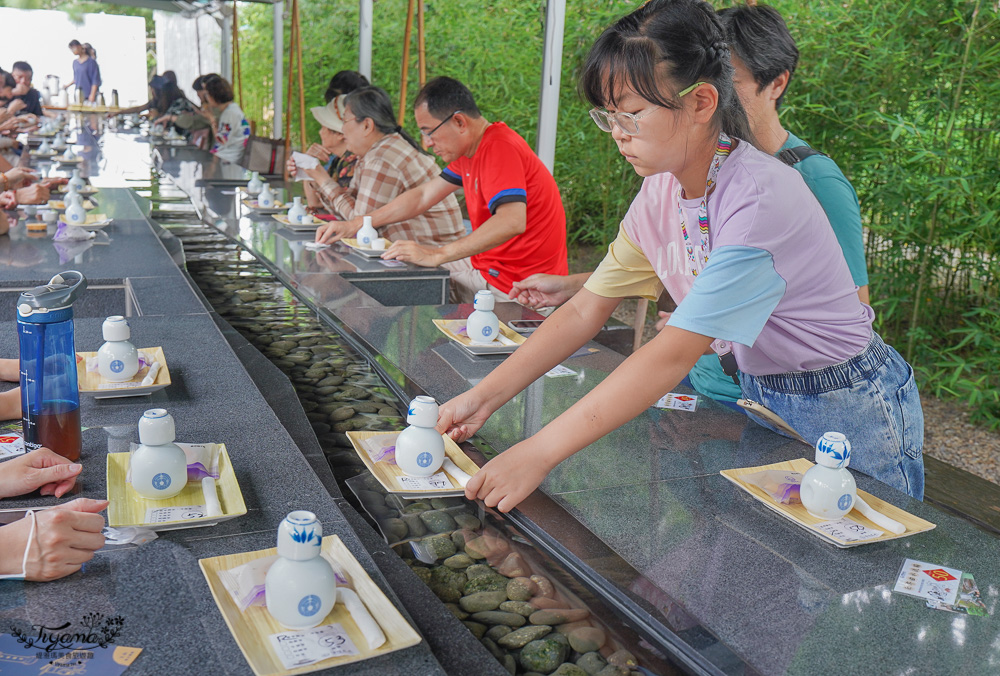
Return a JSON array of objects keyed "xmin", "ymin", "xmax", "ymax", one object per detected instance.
[{"xmin": 316, "ymin": 77, "xmax": 568, "ymax": 302}]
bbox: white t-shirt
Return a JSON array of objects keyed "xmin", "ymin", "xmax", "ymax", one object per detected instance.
[{"xmin": 211, "ymin": 103, "xmax": 249, "ymax": 163}]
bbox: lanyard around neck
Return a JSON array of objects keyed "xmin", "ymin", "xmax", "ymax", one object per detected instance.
[{"xmin": 677, "ymin": 132, "xmax": 733, "ymax": 277}]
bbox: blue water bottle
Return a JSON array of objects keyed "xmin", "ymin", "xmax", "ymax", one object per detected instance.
[{"xmin": 17, "ymin": 271, "xmax": 87, "ymax": 461}]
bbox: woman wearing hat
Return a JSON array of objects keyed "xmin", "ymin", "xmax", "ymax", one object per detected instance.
[
  {"xmin": 289, "ymin": 86, "xmax": 463, "ymax": 245},
  {"xmin": 286, "ymin": 95, "xmax": 359, "ymax": 211}
]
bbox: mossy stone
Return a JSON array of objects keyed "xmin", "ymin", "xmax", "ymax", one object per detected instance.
[
  {"xmin": 461, "ymin": 621, "xmax": 487, "ymax": 639},
  {"xmin": 497, "ymin": 624, "xmax": 552, "ymax": 649},
  {"xmin": 401, "ymin": 514, "xmax": 428, "ymax": 537},
  {"xmin": 485, "ymin": 624, "xmax": 513, "ymax": 642},
  {"xmin": 422, "ymin": 535, "xmax": 457, "ymax": 560},
  {"xmin": 411, "ymin": 567, "xmax": 432, "ymax": 585},
  {"xmin": 552, "ymin": 664, "xmax": 588, "ymax": 676},
  {"xmin": 381, "ymin": 518, "xmax": 408, "ymax": 541},
  {"xmin": 463, "ymin": 574, "xmax": 508, "ymax": 595},
  {"xmin": 419, "ymin": 510, "xmax": 458, "ymax": 534},
  {"xmin": 469, "ymin": 611, "xmax": 527, "ymax": 628},
  {"xmin": 444, "ymin": 603, "xmax": 468, "ymax": 620},
  {"xmin": 480, "ymin": 637, "xmax": 504, "ymax": 660},
  {"xmin": 402, "ymin": 502, "xmax": 432, "ymax": 514},
  {"xmin": 575, "ymin": 652, "xmax": 607, "ymax": 675},
  {"xmin": 454, "ymin": 513, "xmax": 482, "ymax": 531},
  {"xmin": 443, "ymin": 553, "xmax": 474, "ymax": 569},
  {"xmin": 506, "ymin": 578, "xmax": 535, "ymax": 602},
  {"xmin": 459, "ymin": 591, "xmax": 508, "ymax": 613},
  {"xmin": 500, "ymin": 601, "xmax": 535, "ymax": 617},
  {"xmin": 519, "ymin": 637, "xmax": 569, "ymax": 674}
]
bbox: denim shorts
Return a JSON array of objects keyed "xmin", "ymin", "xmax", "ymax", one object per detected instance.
[{"xmin": 739, "ymin": 334, "xmax": 924, "ymax": 500}]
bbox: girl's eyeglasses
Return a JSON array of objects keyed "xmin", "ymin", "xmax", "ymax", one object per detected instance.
[{"xmin": 589, "ymin": 81, "xmax": 706, "ymax": 135}]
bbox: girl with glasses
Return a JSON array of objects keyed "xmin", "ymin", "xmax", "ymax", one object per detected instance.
[{"xmin": 440, "ymin": 0, "xmax": 924, "ymax": 512}]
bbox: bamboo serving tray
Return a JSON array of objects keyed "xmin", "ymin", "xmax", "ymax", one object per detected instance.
[
  {"xmin": 106, "ymin": 444, "xmax": 246, "ymax": 529},
  {"xmin": 346, "ymin": 430, "xmax": 479, "ymax": 498},
  {"xmin": 432, "ymin": 318, "xmax": 526, "ymax": 355},
  {"xmin": 242, "ymin": 198, "xmax": 285, "ymax": 214},
  {"xmin": 272, "ymin": 214, "xmax": 322, "ymax": 232},
  {"xmin": 340, "ymin": 238, "xmax": 392, "ymax": 258},
  {"xmin": 48, "ymin": 199, "xmax": 96, "ymax": 210},
  {"xmin": 57, "ymin": 156, "xmax": 84, "ymax": 164},
  {"xmin": 200, "ymin": 535, "xmax": 421, "ymax": 676},
  {"xmin": 721, "ymin": 458, "xmax": 935, "ymax": 548},
  {"xmin": 76, "ymin": 346, "xmax": 170, "ymax": 398}
]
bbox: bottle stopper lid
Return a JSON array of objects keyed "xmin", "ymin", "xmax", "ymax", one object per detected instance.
[
  {"xmin": 815, "ymin": 432, "xmax": 851, "ymax": 469},
  {"xmin": 139, "ymin": 408, "xmax": 176, "ymax": 446},
  {"xmin": 102, "ymin": 315, "xmax": 131, "ymax": 342}
]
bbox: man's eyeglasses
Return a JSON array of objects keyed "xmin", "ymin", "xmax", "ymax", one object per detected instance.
[
  {"xmin": 589, "ymin": 81, "xmax": 706, "ymax": 135},
  {"xmin": 421, "ymin": 110, "xmax": 461, "ymax": 139}
]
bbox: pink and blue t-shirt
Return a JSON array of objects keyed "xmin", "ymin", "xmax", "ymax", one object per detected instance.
[{"xmin": 586, "ymin": 140, "xmax": 873, "ymax": 377}]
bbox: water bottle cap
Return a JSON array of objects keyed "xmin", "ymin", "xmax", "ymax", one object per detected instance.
[
  {"xmin": 16, "ymin": 271, "xmax": 87, "ymax": 316},
  {"xmin": 102, "ymin": 316, "xmax": 131, "ymax": 341},
  {"xmin": 139, "ymin": 409, "xmax": 176, "ymax": 446},
  {"xmin": 815, "ymin": 432, "xmax": 851, "ymax": 469},
  {"xmin": 473, "ymin": 290, "xmax": 495, "ymax": 312}
]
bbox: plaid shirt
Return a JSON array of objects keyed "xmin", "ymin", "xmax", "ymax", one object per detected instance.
[{"xmin": 318, "ymin": 133, "xmax": 463, "ymax": 245}]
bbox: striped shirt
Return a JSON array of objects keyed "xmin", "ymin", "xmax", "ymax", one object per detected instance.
[{"xmin": 319, "ymin": 133, "xmax": 463, "ymax": 245}]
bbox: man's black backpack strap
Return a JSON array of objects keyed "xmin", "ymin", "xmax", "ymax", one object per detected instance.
[{"xmin": 777, "ymin": 145, "xmax": 828, "ymax": 166}]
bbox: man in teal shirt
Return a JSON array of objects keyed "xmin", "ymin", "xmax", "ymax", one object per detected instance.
[{"xmin": 684, "ymin": 3, "xmax": 870, "ymax": 403}]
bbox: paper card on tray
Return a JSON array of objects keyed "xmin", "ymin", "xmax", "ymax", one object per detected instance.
[
  {"xmin": 199, "ymin": 535, "xmax": 421, "ymax": 676},
  {"xmin": 396, "ymin": 472, "xmax": 451, "ymax": 491},
  {"xmin": 269, "ymin": 624, "xmax": 360, "ymax": 670},
  {"xmin": 721, "ymin": 458, "xmax": 935, "ymax": 548}
]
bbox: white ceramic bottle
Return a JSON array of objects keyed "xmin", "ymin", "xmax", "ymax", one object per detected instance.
[
  {"xmin": 800, "ymin": 432, "xmax": 857, "ymax": 520},
  {"xmin": 65, "ymin": 180, "xmax": 80, "ymax": 201},
  {"xmin": 395, "ymin": 396, "xmax": 446, "ymax": 477},
  {"xmin": 38, "ymin": 139, "xmax": 52, "ymax": 155},
  {"xmin": 97, "ymin": 316, "xmax": 139, "ymax": 382},
  {"xmin": 258, "ymin": 181, "xmax": 275, "ymax": 208},
  {"xmin": 68, "ymin": 169, "xmax": 86, "ymax": 192},
  {"xmin": 466, "ymin": 290, "xmax": 500, "ymax": 344},
  {"xmin": 246, "ymin": 171, "xmax": 263, "ymax": 196},
  {"xmin": 64, "ymin": 194, "xmax": 86, "ymax": 225},
  {"xmin": 357, "ymin": 216, "xmax": 377, "ymax": 247},
  {"xmin": 130, "ymin": 409, "xmax": 188, "ymax": 500},
  {"xmin": 53, "ymin": 132, "xmax": 66, "ymax": 149},
  {"xmin": 287, "ymin": 196, "xmax": 307, "ymax": 224},
  {"xmin": 265, "ymin": 511, "xmax": 337, "ymax": 630},
  {"xmin": 62, "ymin": 147, "xmax": 76, "ymax": 162}
]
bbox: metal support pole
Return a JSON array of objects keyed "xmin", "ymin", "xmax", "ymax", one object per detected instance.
[
  {"xmin": 535, "ymin": 0, "xmax": 565, "ymax": 174},
  {"xmin": 359, "ymin": 0, "xmax": 373, "ymax": 81},
  {"xmin": 273, "ymin": 1, "xmax": 284, "ymax": 138},
  {"xmin": 221, "ymin": 14, "xmax": 233, "ymax": 81}
]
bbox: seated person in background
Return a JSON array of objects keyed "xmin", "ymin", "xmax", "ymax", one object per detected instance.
[
  {"xmin": 0, "ymin": 447, "xmax": 107, "ymax": 581},
  {"xmin": 286, "ymin": 96, "xmax": 353, "ymax": 210},
  {"xmin": 294, "ymin": 87, "xmax": 464, "ymax": 248},
  {"xmin": 148, "ymin": 78, "xmax": 198, "ymax": 136},
  {"xmin": 317, "ymin": 77, "xmax": 569, "ymax": 303},
  {"xmin": 10, "ymin": 62, "xmax": 43, "ymax": 117},
  {"xmin": 512, "ymin": 2, "xmax": 869, "ymax": 406},
  {"xmin": 0, "ymin": 358, "xmax": 19, "ymax": 420},
  {"xmin": 201, "ymin": 74, "xmax": 249, "ymax": 164},
  {"xmin": 310, "ymin": 70, "xmax": 370, "ymax": 188}
]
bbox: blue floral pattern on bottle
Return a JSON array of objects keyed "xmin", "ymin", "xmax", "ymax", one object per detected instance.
[
  {"xmin": 110, "ymin": 359, "xmax": 124, "ymax": 373},
  {"xmin": 290, "ymin": 527, "xmax": 318, "ymax": 545},
  {"xmin": 298, "ymin": 594, "xmax": 322, "ymax": 617},
  {"xmin": 482, "ymin": 325, "xmax": 493, "ymax": 337},
  {"xmin": 152, "ymin": 472, "xmax": 171, "ymax": 491},
  {"xmin": 416, "ymin": 451, "xmax": 433, "ymax": 468},
  {"xmin": 838, "ymin": 494, "xmax": 853, "ymax": 511}
]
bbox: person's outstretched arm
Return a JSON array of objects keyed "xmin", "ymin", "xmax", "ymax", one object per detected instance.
[
  {"xmin": 455, "ymin": 322, "xmax": 711, "ymax": 512},
  {"xmin": 438, "ymin": 289, "xmax": 622, "ymax": 443},
  {"xmin": 315, "ymin": 176, "xmax": 458, "ymax": 244}
]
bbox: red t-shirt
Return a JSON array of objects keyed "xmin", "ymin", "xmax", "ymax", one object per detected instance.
[{"xmin": 441, "ymin": 122, "xmax": 568, "ymax": 294}]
